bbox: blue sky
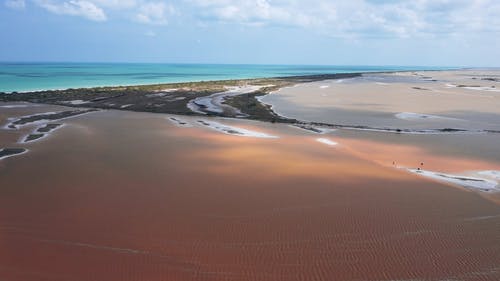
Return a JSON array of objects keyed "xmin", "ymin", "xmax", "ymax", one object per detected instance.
[{"xmin": 1, "ymin": 0, "xmax": 500, "ymax": 66}]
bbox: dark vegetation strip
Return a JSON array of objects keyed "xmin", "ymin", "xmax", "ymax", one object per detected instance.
[
  {"xmin": 0, "ymin": 148, "xmax": 27, "ymax": 159},
  {"xmin": 24, "ymin": 134, "xmax": 45, "ymax": 142},
  {"xmin": 8, "ymin": 110, "xmax": 97, "ymax": 129},
  {"xmin": 36, "ymin": 123, "xmax": 63, "ymax": 133}
]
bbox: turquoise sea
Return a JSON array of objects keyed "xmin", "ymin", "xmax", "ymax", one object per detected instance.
[{"xmin": 0, "ymin": 63, "xmax": 451, "ymax": 93}]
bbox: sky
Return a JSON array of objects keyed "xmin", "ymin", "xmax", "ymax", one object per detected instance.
[{"xmin": 1, "ymin": 0, "xmax": 500, "ymax": 66}]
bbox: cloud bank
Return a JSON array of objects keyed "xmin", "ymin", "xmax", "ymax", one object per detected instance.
[
  {"xmin": 34, "ymin": 0, "xmax": 107, "ymax": 21},
  {"xmin": 11, "ymin": 0, "xmax": 500, "ymax": 38},
  {"xmin": 187, "ymin": 0, "xmax": 500, "ymax": 38}
]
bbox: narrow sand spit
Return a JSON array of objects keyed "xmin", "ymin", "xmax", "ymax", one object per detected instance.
[
  {"xmin": 407, "ymin": 169, "xmax": 499, "ymax": 193},
  {"xmin": 479, "ymin": 170, "xmax": 500, "ymax": 180},
  {"xmin": 167, "ymin": 117, "xmax": 192, "ymax": 128},
  {"xmin": 196, "ymin": 119, "xmax": 278, "ymax": 138},
  {"xmin": 316, "ymin": 138, "xmax": 338, "ymax": 146},
  {"xmin": 61, "ymin": 100, "xmax": 90, "ymax": 105},
  {"xmin": 446, "ymin": 83, "xmax": 500, "ymax": 92},
  {"xmin": 394, "ymin": 112, "xmax": 460, "ymax": 121},
  {"xmin": 290, "ymin": 124, "xmax": 334, "ymax": 134},
  {"xmin": 0, "ymin": 103, "xmax": 40, "ymax": 108}
]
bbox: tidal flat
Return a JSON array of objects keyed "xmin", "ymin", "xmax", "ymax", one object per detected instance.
[{"xmin": 1, "ymin": 70, "xmax": 500, "ymax": 280}]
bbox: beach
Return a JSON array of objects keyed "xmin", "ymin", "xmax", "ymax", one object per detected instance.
[
  {"xmin": 1, "ymin": 69, "xmax": 500, "ymax": 280},
  {"xmin": 0, "ymin": 63, "xmax": 447, "ymax": 93}
]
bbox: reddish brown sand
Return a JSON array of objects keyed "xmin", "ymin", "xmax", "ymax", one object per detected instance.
[{"xmin": 1, "ymin": 107, "xmax": 500, "ymax": 281}]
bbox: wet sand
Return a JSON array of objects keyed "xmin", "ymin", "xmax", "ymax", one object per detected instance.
[
  {"xmin": 1, "ymin": 104, "xmax": 500, "ymax": 280},
  {"xmin": 259, "ymin": 69, "xmax": 500, "ymax": 199},
  {"xmin": 260, "ymin": 70, "xmax": 500, "ymax": 131}
]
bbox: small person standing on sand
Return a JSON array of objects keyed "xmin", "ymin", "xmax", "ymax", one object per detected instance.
[{"xmin": 417, "ymin": 162, "xmax": 424, "ymax": 171}]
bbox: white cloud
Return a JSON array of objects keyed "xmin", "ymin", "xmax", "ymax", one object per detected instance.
[
  {"xmin": 188, "ymin": 0, "xmax": 322, "ymax": 27},
  {"xmin": 30, "ymin": 0, "xmax": 177, "ymax": 25},
  {"xmin": 145, "ymin": 30, "xmax": 156, "ymax": 37},
  {"xmin": 92, "ymin": 0, "xmax": 137, "ymax": 9},
  {"xmin": 14, "ymin": 0, "xmax": 500, "ymax": 37},
  {"xmin": 186, "ymin": 0, "xmax": 500, "ymax": 38},
  {"xmin": 35, "ymin": 0, "xmax": 107, "ymax": 21},
  {"xmin": 135, "ymin": 2, "xmax": 174, "ymax": 25},
  {"xmin": 4, "ymin": 0, "xmax": 25, "ymax": 9}
]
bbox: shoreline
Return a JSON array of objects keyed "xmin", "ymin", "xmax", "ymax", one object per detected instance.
[
  {"xmin": 0, "ymin": 73, "xmax": 361, "ymax": 125},
  {"xmin": 0, "ymin": 69, "xmax": 458, "ymax": 94},
  {"xmin": 2, "ymin": 69, "xmax": 500, "ymax": 136},
  {"xmin": 0, "ymin": 64, "xmax": 461, "ymax": 94}
]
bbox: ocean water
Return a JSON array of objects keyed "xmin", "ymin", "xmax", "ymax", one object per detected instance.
[{"xmin": 0, "ymin": 63, "xmax": 450, "ymax": 93}]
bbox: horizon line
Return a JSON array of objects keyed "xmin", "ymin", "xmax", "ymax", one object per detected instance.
[{"xmin": 0, "ymin": 61, "xmax": 472, "ymax": 68}]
